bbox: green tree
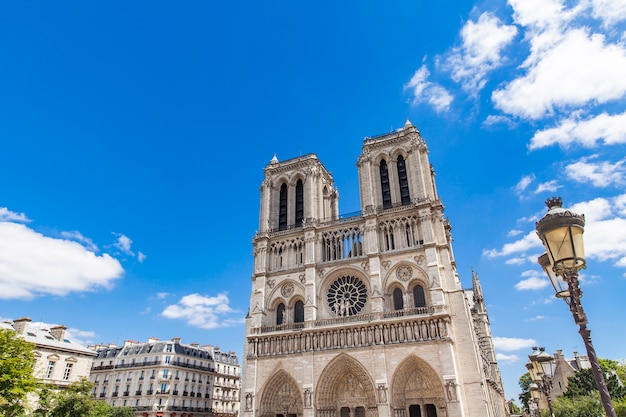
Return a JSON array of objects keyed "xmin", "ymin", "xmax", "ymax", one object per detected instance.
[
  {"xmin": 43, "ymin": 379, "xmax": 134, "ymax": 417},
  {"xmin": 518, "ymin": 372, "xmax": 532, "ymax": 413},
  {"xmin": 0, "ymin": 328, "xmax": 39, "ymax": 417},
  {"xmin": 565, "ymin": 367, "xmax": 626, "ymax": 400},
  {"xmin": 615, "ymin": 396, "xmax": 626, "ymax": 417},
  {"xmin": 551, "ymin": 392, "xmax": 603, "ymax": 417}
]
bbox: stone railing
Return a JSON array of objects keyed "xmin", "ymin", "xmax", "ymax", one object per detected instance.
[{"xmin": 247, "ymin": 307, "xmax": 449, "ymax": 358}]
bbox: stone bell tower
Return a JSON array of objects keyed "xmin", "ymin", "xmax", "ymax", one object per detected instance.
[{"xmin": 242, "ymin": 120, "xmax": 507, "ymax": 417}]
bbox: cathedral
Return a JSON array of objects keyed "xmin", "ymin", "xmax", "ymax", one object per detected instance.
[{"xmin": 241, "ymin": 120, "xmax": 508, "ymax": 417}]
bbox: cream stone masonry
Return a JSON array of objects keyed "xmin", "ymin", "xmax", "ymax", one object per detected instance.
[
  {"xmin": 89, "ymin": 338, "xmax": 240, "ymax": 417},
  {"xmin": 1, "ymin": 317, "xmax": 97, "ymax": 411},
  {"xmin": 242, "ymin": 120, "xmax": 508, "ymax": 417}
]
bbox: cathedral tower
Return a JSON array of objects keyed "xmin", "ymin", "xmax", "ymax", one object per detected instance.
[{"xmin": 242, "ymin": 121, "xmax": 507, "ymax": 417}]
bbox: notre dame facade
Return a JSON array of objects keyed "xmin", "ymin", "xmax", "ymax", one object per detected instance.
[{"xmin": 241, "ymin": 120, "xmax": 508, "ymax": 417}]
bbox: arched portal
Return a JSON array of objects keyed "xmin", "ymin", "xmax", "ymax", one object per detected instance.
[
  {"xmin": 390, "ymin": 355, "xmax": 446, "ymax": 417},
  {"xmin": 259, "ymin": 369, "xmax": 303, "ymax": 417},
  {"xmin": 315, "ymin": 354, "xmax": 378, "ymax": 417}
]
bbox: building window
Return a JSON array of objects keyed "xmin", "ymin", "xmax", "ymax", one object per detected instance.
[
  {"xmin": 380, "ymin": 160, "xmax": 392, "ymax": 208},
  {"xmin": 276, "ymin": 303, "xmax": 285, "ymax": 325},
  {"xmin": 279, "ymin": 183, "xmax": 288, "ymax": 230},
  {"xmin": 163, "ymin": 369, "xmax": 169, "ymax": 378},
  {"xmin": 165, "ymin": 356, "xmax": 171, "ymax": 364},
  {"xmin": 397, "ymin": 155, "xmax": 411, "ymax": 205},
  {"xmin": 63, "ymin": 363, "xmax": 73, "ymax": 380},
  {"xmin": 46, "ymin": 361, "xmax": 55, "ymax": 379},
  {"xmin": 327, "ymin": 275, "xmax": 368, "ymax": 316},
  {"xmin": 413, "ymin": 285, "xmax": 426, "ymax": 308},
  {"xmin": 393, "ymin": 288, "xmax": 404, "ymax": 310},
  {"xmin": 166, "ymin": 344, "xmax": 173, "ymax": 352},
  {"xmin": 295, "ymin": 179, "xmax": 304, "ymax": 226},
  {"xmin": 294, "ymin": 300, "xmax": 304, "ymax": 323}
]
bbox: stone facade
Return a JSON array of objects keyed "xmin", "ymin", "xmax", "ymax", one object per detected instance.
[
  {"xmin": 242, "ymin": 120, "xmax": 508, "ymax": 417},
  {"xmin": 89, "ymin": 338, "xmax": 240, "ymax": 417},
  {"xmin": 1, "ymin": 317, "xmax": 96, "ymax": 410}
]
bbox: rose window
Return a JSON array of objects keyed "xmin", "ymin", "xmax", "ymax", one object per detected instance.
[{"xmin": 327, "ymin": 275, "xmax": 367, "ymax": 316}]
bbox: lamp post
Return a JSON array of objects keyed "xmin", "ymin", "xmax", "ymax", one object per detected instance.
[
  {"xmin": 526, "ymin": 347, "xmax": 555, "ymax": 417},
  {"xmin": 528, "ymin": 383, "xmax": 540, "ymax": 417},
  {"xmin": 536, "ymin": 197, "xmax": 616, "ymax": 417}
]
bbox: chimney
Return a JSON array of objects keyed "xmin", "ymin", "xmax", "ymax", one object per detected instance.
[
  {"xmin": 147, "ymin": 337, "xmax": 160, "ymax": 343},
  {"xmin": 13, "ymin": 317, "xmax": 32, "ymax": 334},
  {"xmin": 50, "ymin": 325, "xmax": 67, "ymax": 341},
  {"xmin": 171, "ymin": 337, "xmax": 181, "ymax": 344}
]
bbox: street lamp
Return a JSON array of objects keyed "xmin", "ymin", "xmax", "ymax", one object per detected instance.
[
  {"xmin": 526, "ymin": 347, "xmax": 555, "ymax": 417},
  {"xmin": 536, "ymin": 197, "xmax": 616, "ymax": 417},
  {"xmin": 528, "ymin": 383, "xmax": 540, "ymax": 417}
]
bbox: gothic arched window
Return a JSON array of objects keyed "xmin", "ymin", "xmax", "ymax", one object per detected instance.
[
  {"xmin": 276, "ymin": 303, "xmax": 285, "ymax": 325},
  {"xmin": 295, "ymin": 179, "xmax": 304, "ymax": 227},
  {"xmin": 380, "ymin": 160, "xmax": 392, "ymax": 209},
  {"xmin": 397, "ymin": 155, "xmax": 411, "ymax": 205},
  {"xmin": 279, "ymin": 183, "xmax": 288, "ymax": 231},
  {"xmin": 393, "ymin": 288, "xmax": 404, "ymax": 310},
  {"xmin": 294, "ymin": 300, "xmax": 304, "ymax": 323},
  {"xmin": 413, "ymin": 285, "xmax": 426, "ymax": 308}
]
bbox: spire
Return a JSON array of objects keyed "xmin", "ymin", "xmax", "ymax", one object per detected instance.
[
  {"xmin": 472, "ymin": 269, "xmax": 485, "ymax": 311},
  {"xmin": 404, "ymin": 118, "xmax": 412, "ymax": 127},
  {"xmin": 270, "ymin": 154, "xmax": 278, "ymax": 164}
]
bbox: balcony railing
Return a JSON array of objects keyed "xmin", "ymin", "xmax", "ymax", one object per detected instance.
[
  {"xmin": 248, "ymin": 306, "xmax": 449, "ymax": 359},
  {"xmin": 91, "ymin": 360, "xmax": 161, "ymax": 371},
  {"xmin": 259, "ymin": 305, "xmax": 442, "ymax": 333}
]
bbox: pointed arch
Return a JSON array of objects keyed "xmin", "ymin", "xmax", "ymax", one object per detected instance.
[
  {"xmin": 295, "ymin": 179, "xmax": 304, "ymax": 227},
  {"xmin": 380, "ymin": 159, "xmax": 392, "ymax": 209},
  {"xmin": 279, "ymin": 183, "xmax": 288, "ymax": 231},
  {"xmin": 316, "ymin": 354, "xmax": 377, "ymax": 412},
  {"xmin": 390, "ymin": 355, "xmax": 445, "ymax": 412},
  {"xmin": 397, "ymin": 155, "xmax": 411, "ymax": 205},
  {"xmin": 259, "ymin": 369, "xmax": 303, "ymax": 417}
]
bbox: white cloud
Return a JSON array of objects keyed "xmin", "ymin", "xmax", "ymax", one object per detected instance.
[
  {"xmin": 444, "ymin": 12, "xmax": 517, "ymax": 93},
  {"xmin": 591, "ymin": 0, "xmax": 626, "ymax": 28},
  {"xmin": 138, "ymin": 252, "xmax": 147, "ymax": 263},
  {"xmin": 566, "ymin": 156, "xmax": 626, "ymax": 187},
  {"xmin": 508, "ymin": 229, "xmax": 524, "ymax": 237},
  {"xmin": 113, "ymin": 233, "xmax": 134, "ymax": 256},
  {"xmin": 508, "ymin": 0, "xmax": 573, "ymax": 30},
  {"xmin": 161, "ymin": 293, "xmax": 243, "ymax": 329},
  {"xmin": 529, "ymin": 111, "xmax": 626, "ymax": 149},
  {"xmin": 0, "ymin": 207, "xmax": 30, "ymax": 223},
  {"xmin": 483, "ymin": 230, "xmax": 543, "ymax": 258},
  {"xmin": 0, "ymin": 221, "xmax": 124, "ymax": 300},
  {"xmin": 496, "ymin": 353, "xmax": 519, "ymax": 363},
  {"xmin": 505, "ymin": 257, "xmax": 527, "ymax": 265},
  {"xmin": 534, "ymin": 180, "xmax": 561, "ymax": 194},
  {"xmin": 493, "ymin": 336, "xmax": 537, "ymax": 351},
  {"xmin": 515, "ymin": 272, "xmax": 549, "ymax": 290},
  {"xmin": 482, "ymin": 114, "xmax": 517, "ymax": 128},
  {"xmin": 515, "ymin": 174, "xmax": 535, "ymax": 195},
  {"xmin": 61, "ymin": 230, "xmax": 99, "ymax": 252},
  {"xmin": 493, "ymin": 28, "xmax": 626, "ymax": 119},
  {"xmin": 405, "ymin": 65, "xmax": 453, "ymax": 113}
]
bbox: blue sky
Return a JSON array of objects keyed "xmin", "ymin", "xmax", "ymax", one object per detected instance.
[{"xmin": 2, "ymin": 0, "xmax": 626, "ymax": 405}]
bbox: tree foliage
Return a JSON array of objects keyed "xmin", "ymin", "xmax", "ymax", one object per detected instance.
[
  {"xmin": 551, "ymin": 392, "xmax": 603, "ymax": 417},
  {"xmin": 564, "ymin": 367, "xmax": 626, "ymax": 400},
  {"xmin": 0, "ymin": 328, "xmax": 39, "ymax": 417},
  {"xmin": 33, "ymin": 379, "xmax": 135, "ymax": 417},
  {"xmin": 518, "ymin": 372, "xmax": 532, "ymax": 413}
]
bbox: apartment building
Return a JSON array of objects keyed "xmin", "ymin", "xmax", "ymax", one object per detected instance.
[{"xmin": 89, "ymin": 337, "xmax": 240, "ymax": 417}]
